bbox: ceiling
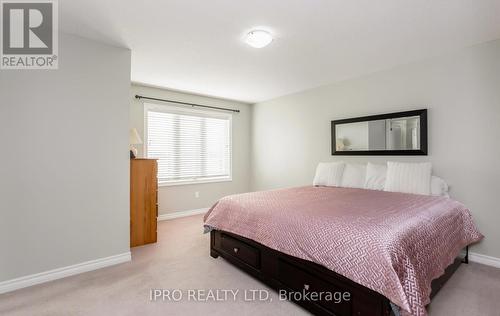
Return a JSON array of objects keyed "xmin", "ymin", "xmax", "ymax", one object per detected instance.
[{"xmin": 61, "ymin": 0, "xmax": 500, "ymax": 103}]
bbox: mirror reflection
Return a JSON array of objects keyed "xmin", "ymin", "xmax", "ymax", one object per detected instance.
[{"xmin": 335, "ymin": 116, "xmax": 420, "ymax": 151}]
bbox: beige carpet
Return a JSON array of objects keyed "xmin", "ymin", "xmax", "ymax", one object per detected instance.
[{"xmin": 1, "ymin": 214, "xmax": 499, "ymax": 316}]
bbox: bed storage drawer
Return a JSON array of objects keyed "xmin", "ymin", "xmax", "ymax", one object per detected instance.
[
  {"xmin": 211, "ymin": 230, "xmax": 393, "ymax": 316},
  {"xmin": 220, "ymin": 233, "xmax": 260, "ymax": 269},
  {"xmin": 277, "ymin": 259, "xmax": 351, "ymax": 316}
]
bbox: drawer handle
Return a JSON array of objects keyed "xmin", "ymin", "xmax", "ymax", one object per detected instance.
[
  {"xmin": 233, "ymin": 247, "xmax": 239, "ymax": 253},
  {"xmin": 303, "ymin": 284, "xmax": 310, "ymax": 290}
]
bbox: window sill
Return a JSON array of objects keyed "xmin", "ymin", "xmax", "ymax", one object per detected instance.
[{"xmin": 158, "ymin": 177, "xmax": 232, "ymax": 187}]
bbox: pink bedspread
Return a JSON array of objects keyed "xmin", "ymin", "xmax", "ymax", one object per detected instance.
[{"xmin": 204, "ymin": 186, "xmax": 483, "ymax": 316}]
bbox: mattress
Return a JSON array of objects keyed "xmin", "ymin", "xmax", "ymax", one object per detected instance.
[{"xmin": 204, "ymin": 186, "xmax": 483, "ymax": 316}]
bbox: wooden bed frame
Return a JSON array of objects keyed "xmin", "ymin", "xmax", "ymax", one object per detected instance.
[{"xmin": 210, "ymin": 229, "xmax": 467, "ymax": 316}]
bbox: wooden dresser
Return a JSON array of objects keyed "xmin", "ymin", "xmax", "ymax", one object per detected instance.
[{"xmin": 130, "ymin": 159, "xmax": 158, "ymax": 247}]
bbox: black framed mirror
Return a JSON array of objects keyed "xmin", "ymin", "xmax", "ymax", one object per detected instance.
[{"xmin": 331, "ymin": 109, "xmax": 427, "ymax": 155}]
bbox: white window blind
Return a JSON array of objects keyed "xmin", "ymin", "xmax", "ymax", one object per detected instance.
[{"xmin": 145, "ymin": 103, "xmax": 232, "ymax": 185}]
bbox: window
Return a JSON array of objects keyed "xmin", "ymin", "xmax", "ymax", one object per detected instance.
[{"xmin": 144, "ymin": 102, "xmax": 232, "ymax": 185}]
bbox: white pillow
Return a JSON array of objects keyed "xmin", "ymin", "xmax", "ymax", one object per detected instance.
[
  {"xmin": 340, "ymin": 163, "xmax": 367, "ymax": 188},
  {"xmin": 431, "ymin": 176, "xmax": 449, "ymax": 197},
  {"xmin": 384, "ymin": 162, "xmax": 432, "ymax": 195},
  {"xmin": 364, "ymin": 163, "xmax": 387, "ymax": 190},
  {"xmin": 313, "ymin": 162, "xmax": 345, "ymax": 187}
]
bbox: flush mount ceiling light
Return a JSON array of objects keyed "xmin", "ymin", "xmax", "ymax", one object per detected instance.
[{"xmin": 244, "ymin": 30, "xmax": 273, "ymax": 48}]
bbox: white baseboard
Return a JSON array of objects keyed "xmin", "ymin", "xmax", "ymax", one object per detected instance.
[
  {"xmin": 469, "ymin": 252, "xmax": 500, "ymax": 268},
  {"xmin": 0, "ymin": 252, "xmax": 131, "ymax": 294},
  {"xmin": 158, "ymin": 208, "xmax": 209, "ymax": 221}
]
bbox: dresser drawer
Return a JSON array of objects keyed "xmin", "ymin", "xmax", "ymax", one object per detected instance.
[
  {"xmin": 277, "ymin": 259, "xmax": 352, "ymax": 316},
  {"xmin": 220, "ymin": 234, "xmax": 260, "ymax": 269}
]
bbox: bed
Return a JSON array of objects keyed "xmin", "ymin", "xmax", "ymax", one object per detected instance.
[{"xmin": 204, "ymin": 186, "xmax": 483, "ymax": 316}]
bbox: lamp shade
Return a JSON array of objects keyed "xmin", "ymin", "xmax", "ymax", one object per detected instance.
[
  {"xmin": 336, "ymin": 138, "xmax": 345, "ymax": 151},
  {"xmin": 129, "ymin": 128, "xmax": 143, "ymax": 145}
]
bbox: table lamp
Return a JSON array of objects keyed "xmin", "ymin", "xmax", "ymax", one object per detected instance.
[{"xmin": 129, "ymin": 128, "xmax": 143, "ymax": 159}]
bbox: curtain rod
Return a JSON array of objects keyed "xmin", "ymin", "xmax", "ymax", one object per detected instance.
[{"xmin": 135, "ymin": 95, "xmax": 240, "ymax": 113}]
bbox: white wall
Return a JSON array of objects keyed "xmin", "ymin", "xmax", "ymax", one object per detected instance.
[
  {"xmin": 251, "ymin": 39, "xmax": 500, "ymax": 258},
  {"xmin": 0, "ymin": 34, "xmax": 131, "ymax": 281},
  {"xmin": 130, "ymin": 84, "xmax": 251, "ymax": 215}
]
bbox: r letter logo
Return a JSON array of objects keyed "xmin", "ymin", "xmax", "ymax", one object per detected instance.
[{"xmin": 1, "ymin": 0, "xmax": 58, "ymax": 69}]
